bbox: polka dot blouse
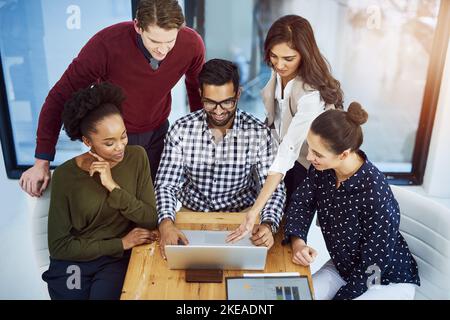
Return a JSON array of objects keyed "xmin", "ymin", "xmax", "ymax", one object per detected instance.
[{"xmin": 284, "ymin": 151, "xmax": 420, "ymax": 300}]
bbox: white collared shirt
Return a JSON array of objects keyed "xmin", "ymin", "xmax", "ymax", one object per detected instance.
[
  {"xmin": 273, "ymin": 73, "xmax": 295, "ymax": 137},
  {"xmin": 269, "ymin": 73, "xmax": 326, "ymax": 175}
]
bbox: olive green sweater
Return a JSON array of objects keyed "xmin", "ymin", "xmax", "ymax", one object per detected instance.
[{"xmin": 47, "ymin": 145, "xmax": 157, "ymax": 261}]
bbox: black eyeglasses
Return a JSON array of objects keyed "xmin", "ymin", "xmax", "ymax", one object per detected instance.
[{"xmin": 201, "ymin": 96, "xmax": 237, "ymax": 111}]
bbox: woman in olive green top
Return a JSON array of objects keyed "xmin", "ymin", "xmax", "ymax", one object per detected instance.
[{"xmin": 42, "ymin": 82, "xmax": 158, "ymax": 300}]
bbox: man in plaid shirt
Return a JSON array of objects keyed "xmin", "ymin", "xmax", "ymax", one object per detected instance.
[{"xmin": 155, "ymin": 59, "xmax": 286, "ymax": 258}]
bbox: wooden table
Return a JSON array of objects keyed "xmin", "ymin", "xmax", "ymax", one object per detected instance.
[{"xmin": 121, "ymin": 212, "xmax": 313, "ymax": 300}]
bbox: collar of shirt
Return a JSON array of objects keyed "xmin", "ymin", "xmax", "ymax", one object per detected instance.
[
  {"xmin": 201, "ymin": 109, "xmax": 242, "ymax": 139},
  {"xmin": 333, "ymin": 150, "xmax": 370, "ymax": 192},
  {"xmin": 136, "ymin": 34, "xmax": 161, "ymax": 69},
  {"xmin": 275, "ymin": 72, "xmax": 296, "ymax": 102}
]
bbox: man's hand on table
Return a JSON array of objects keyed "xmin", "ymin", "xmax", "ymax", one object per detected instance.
[{"xmin": 158, "ymin": 219, "xmax": 189, "ymax": 260}]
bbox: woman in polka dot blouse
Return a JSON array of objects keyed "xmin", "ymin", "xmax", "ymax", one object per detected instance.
[{"xmin": 284, "ymin": 102, "xmax": 420, "ymax": 300}]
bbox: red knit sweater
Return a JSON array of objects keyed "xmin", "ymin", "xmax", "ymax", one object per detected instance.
[{"xmin": 35, "ymin": 22, "xmax": 205, "ymax": 160}]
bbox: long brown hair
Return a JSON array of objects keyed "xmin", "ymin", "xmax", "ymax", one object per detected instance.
[{"xmin": 264, "ymin": 15, "xmax": 343, "ymax": 108}]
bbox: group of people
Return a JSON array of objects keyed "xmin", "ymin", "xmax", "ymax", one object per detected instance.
[{"xmin": 19, "ymin": 0, "xmax": 420, "ymax": 300}]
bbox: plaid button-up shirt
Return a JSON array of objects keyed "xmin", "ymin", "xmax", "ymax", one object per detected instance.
[{"xmin": 155, "ymin": 109, "xmax": 286, "ymax": 231}]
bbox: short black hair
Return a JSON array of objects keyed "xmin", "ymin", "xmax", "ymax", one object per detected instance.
[
  {"xmin": 62, "ymin": 82, "xmax": 126, "ymax": 141},
  {"xmin": 198, "ymin": 59, "xmax": 240, "ymax": 94}
]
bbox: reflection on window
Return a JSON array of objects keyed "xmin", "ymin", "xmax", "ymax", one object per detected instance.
[
  {"xmin": 202, "ymin": 0, "xmax": 440, "ymax": 172},
  {"xmin": 0, "ymin": 0, "xmax": 132, "ymax": 166}
]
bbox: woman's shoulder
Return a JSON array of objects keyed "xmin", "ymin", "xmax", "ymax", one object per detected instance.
[
  {"xmin": 51, "ymin": 158, "xmax": 80, "ymax": 189},
  {"xmin": 291, "ymin": 77, "xmax": 320, "ymax": 99},
  {"xmin": 125, "ymin": 145, "xmax": 146, "ymax": 159},
  {"xmin": 359, "ymin": 154, "xmax": 389, "ymax": 187},
  {"xmin": 53, "ymin": 157, "xmax": 76, "ymax": 176},
  {"xmin": 356, "ymin": 154, "xmax": 396, "ymax": 203},
  {"xmin": 123, "ymin": 145, "xmax": 149, "ymax": 167},
  {"xmin": 292, "ymin": 85, "xmax": 324, "ymax": 114}
]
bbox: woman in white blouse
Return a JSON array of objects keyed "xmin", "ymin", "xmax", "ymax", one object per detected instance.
[{"xmin": 228, "ymin": 15, "xmax": 343, "ymax": 245}]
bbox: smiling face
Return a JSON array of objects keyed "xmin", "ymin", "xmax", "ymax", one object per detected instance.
[
  {"xmin": 269, "ymin": 42, "xmax": 301, "ymax": 83},
  {"xmin": 305, "ymin": 130, "xmax": 344, "ymax": 171},
  {"xmin": 202, "ymin": 81, "xmax": 239, "ymax": 129},
  {"xmin": 82, "ymin": 114, "xmax": 128, "ymax": 163},
  {"xmin": 134, "ymin": 21, "xmax": 179, "ymax": 61}
]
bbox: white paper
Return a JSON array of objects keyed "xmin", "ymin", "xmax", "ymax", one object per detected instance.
[{"xmin": 242, "ymin": 272, "xmax": 300, "ymax": 277}]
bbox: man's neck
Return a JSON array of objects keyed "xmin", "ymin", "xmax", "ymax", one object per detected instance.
[
  {"xmin": 136, "ymin": 34, "xmax": 161, "ymax": 68},
  {"xmin": 208, "ymin": 115, "xmax": 236, "ymax": 141}
]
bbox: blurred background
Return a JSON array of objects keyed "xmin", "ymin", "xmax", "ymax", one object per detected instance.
[{"xmin": 0, "ymin": 0, "xmax": 443, "ymax": 171}]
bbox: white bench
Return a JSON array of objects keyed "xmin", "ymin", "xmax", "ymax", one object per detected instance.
[
  {"xmin": 391, "ymin": 185, "xmax": 450, "ymax": 299},
  {"xmin": 30, "ymin": 185, "xmax": 50, "ymax": 299}
]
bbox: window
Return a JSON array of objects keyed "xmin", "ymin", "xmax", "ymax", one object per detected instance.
[
  {"xmin": 185, "ymin": 0, "xmax": 450, "ymax": 185},
  {"xmin": 0, "ymin": 0, "xmax": 133, "ymax": 178},
  {"xmin": 1, "ymin": 0, "xmax": 449, "ymax": 185}
]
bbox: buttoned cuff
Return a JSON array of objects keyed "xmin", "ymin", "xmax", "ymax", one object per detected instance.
[
  {"xmin": 261, "ymin": 220, "xmax": 277, "ymax": 234},
  {"xmin": 260, "ymin": 212, "xmax": 280, "ymax": 233},
  {"xmin": 157, "ymin": 213, "xmax": 176, "ymax": 225},
  {"xmin": 282, "ymin": 231, "xmax": 308, "ymax": 246}
]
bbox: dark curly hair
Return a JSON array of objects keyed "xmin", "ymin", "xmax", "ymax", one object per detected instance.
[{"xmin": 62, "ymin": 82, "xmax": 126, "ymax": 141}]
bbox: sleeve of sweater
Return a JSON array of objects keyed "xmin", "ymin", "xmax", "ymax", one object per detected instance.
[
  {"xmin": 184, "ymin": 30, "xmax": 205, "ymax": 112},
  {"xmin": 35, "ymin": 33, "xmax": 109, "ymax": 161},
  {"xmin": 48, "ymin": 168, "xmax": 123, "ymax": 262},
  {"xmin": 106, "ymin": 147, "xmax": 158, "ymax": 230}
]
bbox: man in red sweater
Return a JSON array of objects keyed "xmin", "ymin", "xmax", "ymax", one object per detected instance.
[{"xmin": 19, "ymin": 0, "xmax": 205, "ymax": 197}]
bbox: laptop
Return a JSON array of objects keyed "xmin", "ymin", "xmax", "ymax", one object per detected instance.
[{"xmin": 165, "ymin": 230, "xmax": 268, "ymax": 270}]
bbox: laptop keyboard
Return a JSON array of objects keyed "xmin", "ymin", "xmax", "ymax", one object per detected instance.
[{"xmin": 183, "ymin": 230, "xmax": 254, "ymax": 246}]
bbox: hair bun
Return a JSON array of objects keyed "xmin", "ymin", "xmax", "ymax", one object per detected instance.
[{"xmin": 347, "ymin": 102, "xmax": 368, "ymax": 125}]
